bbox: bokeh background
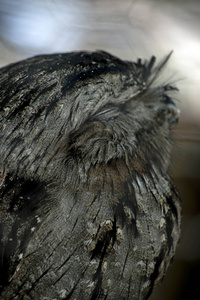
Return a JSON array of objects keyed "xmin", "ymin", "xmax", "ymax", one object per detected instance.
[{"xmin": 0, "ymin": 0, "xmax": 199, "ymax": 299}]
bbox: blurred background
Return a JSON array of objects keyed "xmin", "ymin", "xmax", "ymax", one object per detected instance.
[{"xmin": 0, "ymin": 0, "xmax": 199, "ymax": 299}]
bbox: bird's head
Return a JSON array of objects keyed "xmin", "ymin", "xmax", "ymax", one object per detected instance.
[{"xmin": 0, "ymin": 51, "xmax": 179, "ymax": 181}]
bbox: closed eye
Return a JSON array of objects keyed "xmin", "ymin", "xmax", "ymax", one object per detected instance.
[{"xmin": 91, "ymin": 104, "xmax": 120, "ymax": 121}]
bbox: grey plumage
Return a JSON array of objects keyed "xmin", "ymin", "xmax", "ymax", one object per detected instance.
[{"xmin": 0, "ymin": 50, "xmax": 181, "ymax": 299}]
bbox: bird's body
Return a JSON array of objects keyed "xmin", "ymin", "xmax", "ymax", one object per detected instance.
[{"xmin": 0, "ymin": 51, "xmax": 181, "ymax": 299}]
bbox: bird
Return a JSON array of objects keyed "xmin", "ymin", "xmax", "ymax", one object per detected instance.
[{"xmin": 0, "ymin": 50, "xmax": 181, "ymax": 300}]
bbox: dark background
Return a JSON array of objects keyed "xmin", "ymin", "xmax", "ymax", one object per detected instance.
[{"xmin": 0, "ymin": 0, "xmax": 199, "ymax": 299}]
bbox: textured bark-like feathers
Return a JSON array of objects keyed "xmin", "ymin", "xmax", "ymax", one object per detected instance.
[{"xmin": 0, "ymin": 51, "xmax": 181, "ymax": 299}]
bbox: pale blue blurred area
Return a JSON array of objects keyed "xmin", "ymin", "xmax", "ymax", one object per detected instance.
[
  {"xmin": 0, "ymin": 1, "xmax": 200, "ymax": 299},
  {"xmin": 0, "ymin": 0, "xmax": 91, "ymax": 55},
  {"xmin": 0, "ymin": 0, "xmax": 199, "ymax": 61}
]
